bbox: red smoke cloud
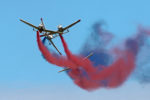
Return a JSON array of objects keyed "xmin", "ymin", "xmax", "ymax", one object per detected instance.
[{"xmin": 37, "ymin": 31, "xmax": 135, "ymax": 91}]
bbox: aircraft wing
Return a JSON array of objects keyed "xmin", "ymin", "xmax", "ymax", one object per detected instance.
[
  {"xmin": 58, "ymin": 67, "xmax": 70, "ymax": 73},
  {"xmin": 51, "ymin": 32, "xmax": 68, "ymax": 38},
  {"xmin": 62, "ymin": 19, "xmax": 81, "ymax": 31},
  {"xmin": 58, "ymin": 52, "xmax": 93, "ymax": 73},
  {"xmin": 40, "ymin": 33, "xmax": 60, "ymax": 38},
  {"xmin": 20, "ymin": 19, "xmax": 39, "ymax": 29},
  {"xmin": 48, "ymin": 39, "xmax": 62, "ymax": 55},
  {"xmin": 44, "ymin": 29, "xmax": 58, "ymax": 34}
]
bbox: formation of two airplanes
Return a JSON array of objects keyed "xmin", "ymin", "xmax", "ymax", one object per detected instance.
[{"xmin": 20, "ymin": 18, "xmax": 93, "ymax": 72}]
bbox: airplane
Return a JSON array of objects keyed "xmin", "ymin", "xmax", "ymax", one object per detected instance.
[
  {"xmin": 40, "ymin": 19, "xmax": 81, "ymax": 37},
  {"xmin": 58, "ymin": 52, "xmax": 94, "ymax": 73},
  {"xmin": 20, "ymin": 18, "xmax": 62, "ymax": 55},
  {"xmin": 20, "ymin": 18, "xmax": 81, "ymax": 35}
]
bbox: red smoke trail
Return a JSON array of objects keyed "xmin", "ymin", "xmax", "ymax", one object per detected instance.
[
  {"xmin": 92, "ymin": 50, "xmax": 135, "ymax": 88},
  {"xmin": 59, "ymin": 34, "xmax": 96, "ymax": 73},
  {"xmin": 37, "ymin": 31, "xmax": 136, "ymax": 91},
  {"xmin": 59, "ymin": 34, "xmax": 135, "ymax": 90},
  {"xmin": 36, "ymin": 31, "xmax": 77, "ymax": 69}
]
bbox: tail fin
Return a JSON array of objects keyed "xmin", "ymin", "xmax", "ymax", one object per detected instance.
[{"xmin": 41, "ymin": 17, "xmax": 45, "ymax": 29}]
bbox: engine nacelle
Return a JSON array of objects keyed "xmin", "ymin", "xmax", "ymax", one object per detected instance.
[
  {"xmin": 48, "ymin": 35, "xmax": 53, "ymax": 39},
  {"xmin": 39, "ymin": 23, "xmax": 43, "ymax": 27},
  {"xmin": 57, "ymin": 24, "xmax": 62, "ymax": 29}
]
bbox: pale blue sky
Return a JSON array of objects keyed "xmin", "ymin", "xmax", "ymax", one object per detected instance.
[{"xmin": 0, "ymin": 0, "xmax": 150, "ymax": 100}]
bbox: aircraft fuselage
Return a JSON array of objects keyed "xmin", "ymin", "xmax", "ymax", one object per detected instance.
[
  {"xmin": 39, "ymin": 28, "xmax": 43, "ymax": 33},
  {"xmin": 58, "ymin": 28, "xmax": 63, "ymax": 33},
  {"xmin": 38, "ymin": 27, "xmax": 45, "ymax": 33},
  {"xmin": 38, "ymin": 24, "xmax": 45, "ymax": 33}
]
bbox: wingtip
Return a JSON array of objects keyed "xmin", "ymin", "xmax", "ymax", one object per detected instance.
[
  {"xmin": 90, "ymin": 52, "xmax": 94, "ymax": 56},
  {"xmin": 59, "ymin": 52, "xmax": 62, "ymax": 55},
  {"xmin": 19, "ymin": 18, "xmax": 24, "ymax": 22},
  {"xmin": 58, "ymin": 70, "xmax": 62, "ymax": 73}
]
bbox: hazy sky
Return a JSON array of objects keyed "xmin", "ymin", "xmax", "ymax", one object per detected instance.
[{"xmin": 0, "ymin": 0, "xmax": 150, "ymax": 100}]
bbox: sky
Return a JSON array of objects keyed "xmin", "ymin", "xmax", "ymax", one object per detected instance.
[{"xmin": 0, "ymin": 0, "xmax": 150, "ymax": 100}]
